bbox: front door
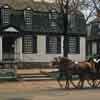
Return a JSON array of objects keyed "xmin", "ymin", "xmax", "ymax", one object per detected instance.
[{"xmin": 3, "ymin": 36, "xmax": 15, "ymax": 60}]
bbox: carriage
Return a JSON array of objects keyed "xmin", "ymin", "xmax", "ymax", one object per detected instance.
[{"xmin": 49, "ymin": 56, "xmax": 100, "ymax": 89}]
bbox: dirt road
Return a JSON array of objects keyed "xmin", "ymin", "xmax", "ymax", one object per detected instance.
[{"xmin": 0, "ymin": 80, "xmax": 100, "ymax": 100}]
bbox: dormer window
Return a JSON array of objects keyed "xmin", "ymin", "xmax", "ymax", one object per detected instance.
[
  {"xmin": 24, "ymin": 8, "xmax": 32, "ymax": 30},
  {"xmin": 1, "ymin": 5, "xmax": 10, "ymax": 25},
  {"xmin": 49, "ymin": 9, "xmax": 57, "ymax": 20},
  {"xmin": 49, "ymin": 9, "xmax": 57, "ymax": 29}
]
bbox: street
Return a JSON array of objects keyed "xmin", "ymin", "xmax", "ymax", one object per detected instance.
[{"xmin": 0, "ymin": 80, "xmax": 100, "ymax": 100}]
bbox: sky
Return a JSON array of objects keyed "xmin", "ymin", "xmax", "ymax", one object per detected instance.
[
  {"xmin": 34, "ymin": 0, "xmax": 55, "ymax": 3},
  {"xmin": 81, "ymin": 10, "xmax": 96, "ymax": 23}
]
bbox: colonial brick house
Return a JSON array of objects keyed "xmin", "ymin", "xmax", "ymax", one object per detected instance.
[{"xmin": 0, "ymin": 2, "xmax": 86, "ymax": 68}]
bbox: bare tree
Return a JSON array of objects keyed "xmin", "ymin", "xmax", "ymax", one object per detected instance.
[
  {"xmin": 56, "ymin": 0, "xmax": 81, "ymax": 56},
  {"xmin": 80, "ymin": 0, "xmax": 100, "ymax": 22},
  {"xmin": 57, "ymin": 0, "xmax": 100, "ymax": 23},
  {"xmin": 57, "ymin": 0, "xmax": 80, "ymax": 13}
]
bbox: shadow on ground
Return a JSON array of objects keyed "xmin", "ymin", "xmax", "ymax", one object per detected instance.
[
  {"xmin": 43, "ymin": 86, "xmax": 100, "ymax": 92},
  {"xmin": 8, "ymin": 97, "xmax": 30, "ymax": 100}
]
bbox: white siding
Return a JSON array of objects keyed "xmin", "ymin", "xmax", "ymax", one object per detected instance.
[
  {"xmin": 15, "ymin": 37, "xmax": 23, "ymax": 61},
  {"xmin": 16, "ymin": 35, "xmax": 86, "ymax": 62},
  {"xmin": 22, "ymin": 35, "xmax": 63, "ymax": 62},
  {"xmin": 92, "ymin": 42, "xmax": 97, "ymax": 55}
]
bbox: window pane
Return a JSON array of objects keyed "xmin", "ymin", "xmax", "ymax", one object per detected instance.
[
  {"xmin": 2, "ymin": 8, "xmax": 9, "ymax": 25},
  {"xmin": 24, "ymin": 10, "xmax": 32, "ymax": 30},
  {"xmin": 23, "ymin": 35, "xmax": 33, "ymax": 53},
  {"xmin": 23, "ymin": 35, "xmax": 37, "ymax": 53},
  {"xmin": 46, "ymin": 36, "xmax": 61, "ymax": 54},
  {"xmin": 49, "ymin": 12, "xmax": 57, "ymax": 30}
]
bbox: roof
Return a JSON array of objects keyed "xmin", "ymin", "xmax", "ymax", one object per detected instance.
[
  {"xmin": 0, "ymin": 0, "xmax": 60, "ymax": 12},
  {"xmin": 0, "ymin": 5, "xmax": 86, "ymax": 36},
  {"xmin": 0, "ymin": 9, "xmax": 64, "ymax": 34}
]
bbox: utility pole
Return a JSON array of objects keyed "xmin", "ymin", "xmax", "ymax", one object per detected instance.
[{"xmin": 63, "ymin": 0, "xmax": 69, "ymax": 57}]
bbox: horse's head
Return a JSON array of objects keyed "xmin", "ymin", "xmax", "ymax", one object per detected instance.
[
  {"xmin": 48, "ymin": 57, "xmax": 61, "ymax": 68},
  {"xmin": 86, "ymin": 57, "xmax": 97, "ymax": 72}
]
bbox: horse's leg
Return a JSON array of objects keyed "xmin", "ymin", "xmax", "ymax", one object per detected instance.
[
  {"xmin": 65, "ymin": 79, "xmax": 69, "ymax": 89},
  {"xmin": 80, "ymin": 79, "xmax": 85, "ymax": 88},
  {"xmin": 65, "ymin": 73, "xmax": 72, "ymax": 89},
  {"xmin": 57, "ymin": 71, "xmax": 63, "ymax": 88},
  {"xmin": 92, "ymin": 79, "xmax": 96, "ymax": 88},
  {"xmin": 77, "ymin": 79, "xmax": 81, "ymax": 88},
  {"xmin": 69, "ymin": 74, "xmax": 78, "ymax": 88},
  {"xmin": 79, "ymin": 74, "xmax": 85, "ymax": 88}
]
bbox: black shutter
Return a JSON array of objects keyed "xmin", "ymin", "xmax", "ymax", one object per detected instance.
[
  {"xmin": 46, "ymin": 36, "xmax": 49, "ymax": 53},
  {"xmin": 76, "ymin": 37, "xmax": 80, "ymax": 53},
  {"xmin": 33, "ymin": 36, "xmax": 37, "ymax": 53},
  {"xmin": 57, "ymin": 37, "xmax": 61, "ymax": 53}
]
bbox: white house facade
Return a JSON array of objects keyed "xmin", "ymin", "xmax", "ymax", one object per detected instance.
[{"xmin": 0, "ymin": 5, "xmax": 86, "ymax": 68}]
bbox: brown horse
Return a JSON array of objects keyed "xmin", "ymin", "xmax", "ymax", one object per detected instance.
[{"xmin": 49, "ymin": 56, "xmax": 96, "ymax": 88}]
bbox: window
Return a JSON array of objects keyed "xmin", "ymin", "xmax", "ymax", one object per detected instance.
[
  {"xmin": 46, "ymin": 36, "xmax": 61, "ymax": 54},
  {"xmin": 68, "ymin": 37, "xmax": 80, "ymax": 54},
  {"xmin": 49, "ymin": 10, "xmax": 57, "ymax": 29},
  {"xmin": 24, "ymin": 8, "xmax": 32, "ymax": 30},
  {"xmin": 1, "ymin": 6, "xmax": 9, "ymax": 25},
  {"xmin": 49, "ymin": 9, "xmax": 57, "ymax": 20},
  {"xmin": 92, "ymin": 23, "xmax": 98, "ymax": 33},
  {"xmin": 23, "ymin": 35, "xmax": 37, "ymax": 53}
]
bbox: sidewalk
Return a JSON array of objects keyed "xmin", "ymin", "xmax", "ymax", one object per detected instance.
[{"xmin": 17, "ymin": 68, "xmax": 58, "ymax": 74}]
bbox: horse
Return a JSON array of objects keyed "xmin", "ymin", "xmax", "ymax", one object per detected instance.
[{"xmin": 49, "ymin": 56, "xmax": 96, "ymax": 88}]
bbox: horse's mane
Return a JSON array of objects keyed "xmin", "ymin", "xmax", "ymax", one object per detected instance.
[{"xmin": 58, "ymin": 57, "xmax": 73, "ymax": 64}]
